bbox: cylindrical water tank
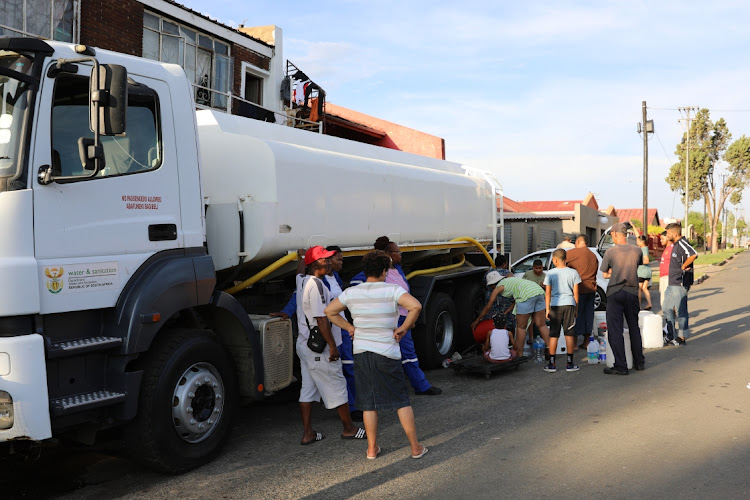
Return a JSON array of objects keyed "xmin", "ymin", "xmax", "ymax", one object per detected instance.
[{"xmin": 197, "ymin": 111, "xmax": 495, "ymax": 271}]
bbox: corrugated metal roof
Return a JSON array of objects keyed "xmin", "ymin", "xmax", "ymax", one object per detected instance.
[
  {"xmin": 160, "ymin": 0, "xmax": 273, "ymax": 48},
  {"xmin": 618, "ymin": 208, "xmax": 660, "ymax": 225},
  {"xmin": 519, "ymin": 200, "xmax": 582, "ymax": 212}
]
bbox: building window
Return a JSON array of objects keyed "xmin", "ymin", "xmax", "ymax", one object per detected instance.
[
  {"xmin": 0, "ymin": 0, "xmax": 76, "ymax": 42},
  {"xmin": 142, "ymin": 11, "xmax": 231, "ymax": 111},
  {"xmin": 244, "ymin": 73, "xmax": 262, "ymax": 105}
]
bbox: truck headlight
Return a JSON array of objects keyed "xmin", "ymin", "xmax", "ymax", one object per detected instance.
[{"xmin": 0, "ymin": 391, "xmax": 13, "ymax": 430}]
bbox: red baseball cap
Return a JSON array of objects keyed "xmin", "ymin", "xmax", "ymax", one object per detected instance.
[{"xmin": 304, "ymin": 246, "xmax": 336, "ymax": 266}]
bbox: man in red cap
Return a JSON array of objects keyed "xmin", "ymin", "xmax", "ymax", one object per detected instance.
[{"xmin": 296, "ymin": 246, "xmax": 365, "ymax": 445}]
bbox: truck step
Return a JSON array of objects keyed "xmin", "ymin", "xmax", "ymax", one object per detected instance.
[
  {"xmin": 48, "ymin": 336, "xmax": 122, "ymax": 358},
  {"xmin": 50, "ymin": 390, "xmax": 127, "ymax": 416}
]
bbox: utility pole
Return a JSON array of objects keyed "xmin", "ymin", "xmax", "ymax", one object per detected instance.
[
  {"xmin": 703, "ymin": 196, "xmax": 707, "ymax": 253},
  {"xmin": 678, "ymin": 107, "xmax": 697, "ymax": 236},
  {"xmin": 639, "ymin": 102, "xmax": 653, "ymax": 235}
]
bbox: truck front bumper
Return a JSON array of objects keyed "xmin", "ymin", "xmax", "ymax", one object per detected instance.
[{"xmin": 0, "ymin": 334, "xmax": 51, "ymax": 441}]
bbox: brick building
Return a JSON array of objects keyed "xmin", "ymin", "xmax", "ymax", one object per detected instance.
[{"xmin": 0, "ymin": 0, "xmax": 444, "ymax": 158}]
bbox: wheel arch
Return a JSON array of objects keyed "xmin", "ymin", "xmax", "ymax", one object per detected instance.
[{"xmin": 113, "ymin": 249, "xmax": 263, "ymax": 401}]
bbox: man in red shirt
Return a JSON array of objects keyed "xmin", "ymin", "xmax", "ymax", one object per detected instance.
[{"xmin": 658, "ymin": 231, "xmax": 675, "ymax": 343}]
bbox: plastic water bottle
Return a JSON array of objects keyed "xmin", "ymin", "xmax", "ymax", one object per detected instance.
[
  {"xmin": 599, "ymin": 336, "xmax": 607, "ymax": 365},
  {"xmin": 533, "ymin": 337, "xmax": 545, "ymax": 363},
  {"xmin": 587, "ymin": 335, "xmax": 599, "ymax": 364},
  {"xmin": 441, "ymin": 358, "xmax": 452, "ymax": 368}
]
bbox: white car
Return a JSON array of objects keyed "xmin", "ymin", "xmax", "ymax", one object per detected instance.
[{"xmin": 510, "ymin": 247, "xmax": 609, "ymax": 310}]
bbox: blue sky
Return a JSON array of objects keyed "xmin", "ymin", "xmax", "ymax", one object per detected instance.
[{"xmin": 179, "ymin": 0, "xmax": 750, "ymax": 224}]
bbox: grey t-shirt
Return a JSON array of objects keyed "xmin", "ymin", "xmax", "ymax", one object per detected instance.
[{"xmin": 600, "ymin": 244, "xmax": 643, "ymax": 296}]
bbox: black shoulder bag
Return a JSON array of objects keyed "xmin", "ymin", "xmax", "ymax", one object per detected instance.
[{"xmin": 304, "ymin": 277, "xmax": 328, "ymax": 353}]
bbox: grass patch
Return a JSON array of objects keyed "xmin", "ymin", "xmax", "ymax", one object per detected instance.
[{"xmin": 694, "ymin": 248, "xmax": 744, "ymax": 267}]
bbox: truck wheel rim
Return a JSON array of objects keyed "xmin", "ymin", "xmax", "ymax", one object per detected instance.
[
  {"xmin": 172, "ymin": 362, "xmax": 224, "ymax": 444},
  {"xmin": 435, "ymin": 311, "xmax": 454, "ymax": 356}
]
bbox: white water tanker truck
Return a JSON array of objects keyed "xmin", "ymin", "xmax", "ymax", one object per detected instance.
[{"xmin": 0, "ymin": 38, "xmax": 501, "ymax": 472}]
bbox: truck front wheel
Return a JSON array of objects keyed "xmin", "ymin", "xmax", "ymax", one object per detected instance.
[
  {"xmin": 415, "ymin": 292, "xmax": 457, "ymax": 369},
  {"xmin": 128, "ymin": 328, "xmax": 237, "ymax": 473}
]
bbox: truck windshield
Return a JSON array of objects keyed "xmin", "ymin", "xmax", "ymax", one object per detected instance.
[{"xmin": 0, "ymin": 51, "xmax": 34, "ymax": 192}]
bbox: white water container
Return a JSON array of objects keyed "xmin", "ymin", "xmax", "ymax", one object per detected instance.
[
  {"xmin": 638, "ymin": 310, "xmax": 652, "ymax": 331},
  {"xmin": 594, "ymin": 311, "xmax": 607, "ymax": 332},
  {"xmin": 554, "ymin": 327, "xmax": 568, "ymax": 355},
  {"xmin": 642, "ymin": 314, "xmax": 664, "ymax": 348},
  {"xmin": 605, "ymin": 329, "xmax": 633, "ymax": 369}
]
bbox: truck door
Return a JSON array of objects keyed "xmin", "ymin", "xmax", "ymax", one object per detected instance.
[{"xmin": 32, "ymin": 67, "xmax": 181, "ymax": 314}]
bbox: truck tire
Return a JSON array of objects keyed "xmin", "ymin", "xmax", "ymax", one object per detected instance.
[
  {"xmin": 127, "ymin": 328, "xmax": 237, "ymax": 473},
  {"xmin": 454, "ymin": 280, "xmax": 485, "ymax": 350},
  {"xmin": 595, "ymin": 286, "xmax": 607, "ymax": 311},
  {"xmin": 416, "ymin": 292, "xmax": 457, "ymax": 369}
]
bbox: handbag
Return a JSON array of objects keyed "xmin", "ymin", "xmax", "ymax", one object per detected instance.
[{"xmin": 304, "ymin": 277, "xmax": 328, "ymax": 353}]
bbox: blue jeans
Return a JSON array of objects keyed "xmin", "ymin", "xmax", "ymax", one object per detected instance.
[
  {"xmin": 574, "ymin": 292, "xmax": 595, "ymax": 337},
  {"xmin": 398, "ymin": 316, "xmax": 432, "ymax": 393},
  {"xmin": 663, "ymin": 285, "xmax": 689, "ymax": 339}
]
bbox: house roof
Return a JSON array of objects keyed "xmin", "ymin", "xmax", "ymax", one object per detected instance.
[
  {"xmin": 518, "ymin": 200, "xmax": 581, "ymax": 212},
  {"xmin": 617, "ymin": 208, "xmax": 660, "ymax": 225},
  {"xmin": 161, "ymin": 0, "xmax": 273, "ymax": 48},
  {"xmin": 497, "ymin": 196, "xmax": 534, "ymax": 213}
]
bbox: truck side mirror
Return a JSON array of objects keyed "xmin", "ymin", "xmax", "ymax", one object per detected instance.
[
  {"xmin": 90, "ymin": 64, "xmax": 127, "ymax": 136},
  {"xmin": 78, "ymin": 137, "xmax": 104, "ymax": 171}
]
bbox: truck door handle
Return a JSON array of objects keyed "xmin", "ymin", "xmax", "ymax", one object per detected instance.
[{"xmin": 148, "ymin": 224, "xmax": 177, "ymax": 241}]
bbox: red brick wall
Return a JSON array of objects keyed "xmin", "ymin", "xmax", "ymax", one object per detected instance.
[
  {"xmin": 80, "ymin": 0, "xmax": 143, "ymax": 56},
  {"xmin": 232, "ymin": 44, "xmax": 271, "ymax": 96}
]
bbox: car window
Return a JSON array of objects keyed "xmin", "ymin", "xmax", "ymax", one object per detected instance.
[{"xmin": 511, "ymin": 252, "xmax": 551, "ymax": 274}]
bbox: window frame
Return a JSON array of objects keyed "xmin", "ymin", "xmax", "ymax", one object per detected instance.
[
  {"xmin": 50, "ymin": 72, "xmax": 163, "ymax": 182},
  {"xmin": 0, "ymin": 0, "xmax": 78, "ymax": 42},
  {"xmin": 240, "ymin": 60, "xmax": 269, "ymax": 108},
  {"xmin": 142, "ymin": 10, "xmax": 232, "ymax": 111}
]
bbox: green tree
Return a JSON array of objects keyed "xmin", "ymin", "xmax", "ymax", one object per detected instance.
[
  {"xmin": 687, "ymin": 210, "xmax": 721, "ymax": 248},
  {"xmin": 665, "ymin": 109, "xmax": 741, "ymax": 253}
]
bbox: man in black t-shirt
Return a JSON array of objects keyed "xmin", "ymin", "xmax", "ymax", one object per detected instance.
[{"xmin": 663, "ymin": 223, "xmax": 698, "ymax": 346}]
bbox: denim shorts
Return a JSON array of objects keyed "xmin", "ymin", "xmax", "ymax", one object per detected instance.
[
  {"xmin": 354, "ymin": 351, "xmax": 411, "ymax": 411},
  {"xmin": 515, "ymin": 293, "xmax": 546, "ymax": 315}
]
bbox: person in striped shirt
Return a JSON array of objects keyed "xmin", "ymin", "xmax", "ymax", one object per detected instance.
[
  {"xmin": 472, "ymin": 275, "xmax": 551, "ymax": 355},
  {"xmin": 325, "ymin": 250, "xmax": 428, "ymax": 460}
]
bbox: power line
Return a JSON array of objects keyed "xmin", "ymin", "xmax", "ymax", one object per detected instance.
[
  {"xmin": 653, "ymin": 130, "xmax": 675, "ymax": 165},
  {"xmin": 648, "ymin": 106, "xmax": 750, "ymax": 113}
]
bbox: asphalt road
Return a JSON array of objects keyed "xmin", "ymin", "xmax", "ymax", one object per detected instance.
[{"xmin": 4, "ymin": 252, "xmax": 750, "ymax": 499}]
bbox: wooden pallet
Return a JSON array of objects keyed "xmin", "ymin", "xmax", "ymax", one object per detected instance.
[{"xmin": 451, "ymin": 355, "xmax": 529, "ymax": 379}]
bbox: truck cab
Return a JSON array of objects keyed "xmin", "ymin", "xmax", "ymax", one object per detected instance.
[{"xmin": 0, "ymin": 38, "xmax": 271, "ymax": 472}]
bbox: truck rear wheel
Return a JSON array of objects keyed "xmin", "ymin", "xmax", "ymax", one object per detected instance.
[
  {"xmin": 416, "ymin": 292, "xmax": 457, "ymax": 369},
  {"xmin": 454, "ymin": 280, "xmax": 485, "ymax": 350},
  {"xmin": 128, "ymin": 328, "xmax": 237, "ymax": 473}
]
